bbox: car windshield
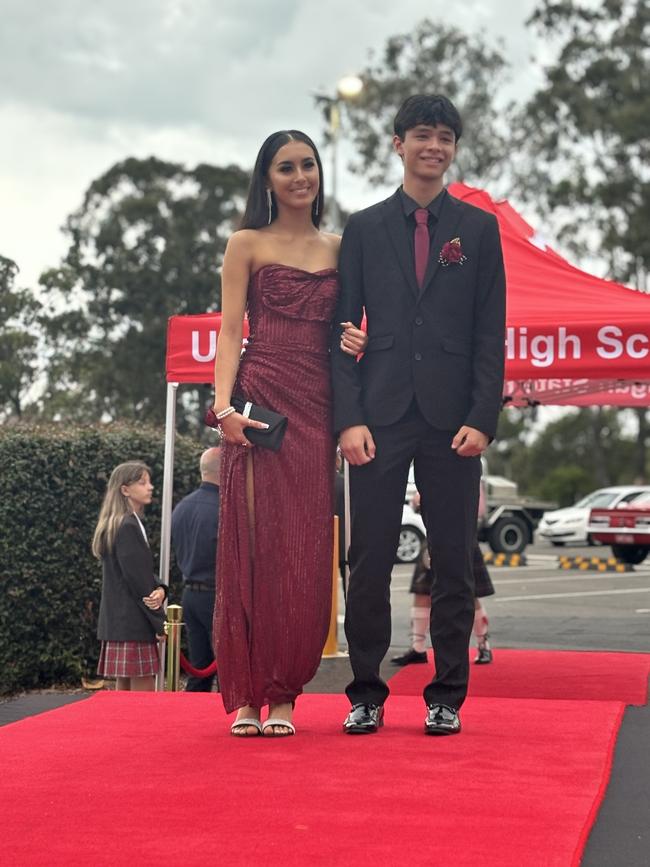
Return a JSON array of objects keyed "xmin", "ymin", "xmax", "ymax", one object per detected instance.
[{"xmin": 574, "ymin": 491, "xmax": 618, "ymax": 509}]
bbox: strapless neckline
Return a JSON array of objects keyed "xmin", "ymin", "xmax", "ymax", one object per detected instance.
[{"xmin": 252, "ymin": 263, "xmax": 338, "ymax": 279}]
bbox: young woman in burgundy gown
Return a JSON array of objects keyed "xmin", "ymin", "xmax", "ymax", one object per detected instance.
[{"xmin": 212, "ymin": 130, "xmax": 366, "ymax": 736}]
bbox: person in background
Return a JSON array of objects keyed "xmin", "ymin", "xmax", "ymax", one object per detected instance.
[
  {"xmin": 171, "ymin": 447, "xmax": 221, "ymax": 692},
  {"xmin": 93, "ymin": 462, "xmax": 167, "ymax": 691},
  {"xmin": 392, "ymin": 487, "xmax": 494, "ymax": 666}
]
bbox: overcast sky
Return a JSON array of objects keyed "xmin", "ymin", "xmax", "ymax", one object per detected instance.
[{"xmin": 1, "ymin": 0, "xmax": 541, "ymax": 288}]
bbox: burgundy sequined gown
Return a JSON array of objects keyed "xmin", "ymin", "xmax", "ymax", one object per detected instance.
[{"xmin": 214, "ymin": 264, "xmax": 339, "ymax": 713}]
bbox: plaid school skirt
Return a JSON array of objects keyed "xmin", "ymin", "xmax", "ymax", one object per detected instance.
[
  {"xmin": 409, "ymin": 543, "xmax": 495, "ymax": 598},
  {"xmin": 97, "ymin": 640, "xmax": 160, "ymax": 678}
]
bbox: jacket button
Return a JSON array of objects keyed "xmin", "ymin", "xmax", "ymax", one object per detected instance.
[
  {"xmin": 415, "ymin": 316, "xmax": 423, "ymax": 326},
  {"xmin": 414, "ymin": 353, "xmax": 422, "ymax": 361}
]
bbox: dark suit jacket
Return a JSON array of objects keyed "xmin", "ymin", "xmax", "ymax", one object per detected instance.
[
  {"xmin": 331, "ymin": 189, "xmax": 506, "ymax": 439},
  {"xmin": 97, "ymin": 514, "xmax": 166, "ymax": 642}
]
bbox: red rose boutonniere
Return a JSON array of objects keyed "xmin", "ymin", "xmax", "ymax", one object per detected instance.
[{"xmin": 438, "ymin": 237, "xmax": 467, "ymax": 267}]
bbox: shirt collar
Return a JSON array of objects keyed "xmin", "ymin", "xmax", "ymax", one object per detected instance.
[{"xmin": 399, "ymin": 187, "xmax": 447, "ymax": 220}]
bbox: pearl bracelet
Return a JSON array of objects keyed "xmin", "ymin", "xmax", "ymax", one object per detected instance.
[{"xmin": 215, "ymin": 406, "xmax": 236, "ymax": 421}]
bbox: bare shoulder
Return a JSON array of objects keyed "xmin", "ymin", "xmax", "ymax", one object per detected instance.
[
  {"xmin": 226, "ymin": 229, "xmax": 258, "ymax": 255},
  {"xmin": 322, "ymin": 231, "xmax": 342, "ymax": 253},
  {"xmin": 225, "ymin": 229, "xmax": 264, "ymax": 272}
]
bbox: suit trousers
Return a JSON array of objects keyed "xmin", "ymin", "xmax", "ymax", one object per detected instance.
[
  {"xmin": 344, "ymin": 401, "xmax": 480, "ymax": 709},
  {"xmin": 181, "ymin": 586, "xmax": 217, "ymax": 692}
]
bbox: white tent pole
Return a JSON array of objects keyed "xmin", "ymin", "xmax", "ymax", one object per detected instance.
[{"xmin": 156, "ymin": 380, "xmax": 178, "ymax": 691}]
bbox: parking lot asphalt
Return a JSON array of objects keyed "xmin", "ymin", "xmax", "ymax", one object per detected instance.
[{"xmin": 388, "ymin": 540, "xmax": 650, "ymax": 654}]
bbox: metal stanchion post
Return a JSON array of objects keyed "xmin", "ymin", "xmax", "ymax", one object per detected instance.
[
  {"xmin": 322, "ymin": 516, "xmax": 340, "ymax": 657},
  {"xmin": 164, "ymin": 604, "xmax": 184, "ymax": 691}
]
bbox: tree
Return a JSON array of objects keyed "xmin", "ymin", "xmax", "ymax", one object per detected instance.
[
  {"xmin": 536, "ymin": 465, "xmax": 593, "ymax": 507},
  {"xmin": 335, "ymin": 20, "xmax": 514, "ymax": 189},
  {"xmin": 0, "ymin": 255, "xmax": 40, "ymax": 420},
  {"xmin": 518, "ymin": 0, "xmax": 650, "ymax": 289},
  {"xmin": 39, "ymin": 158, "xmax": 250, "ymax": 427},
  {"xmin": 509, "ymin": 407, "xmax": 637, "ymax": 501}
]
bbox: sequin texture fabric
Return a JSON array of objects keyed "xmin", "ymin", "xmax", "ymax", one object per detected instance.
[{"xmin": 214, "ymin": 265, "xmax": 339, "ymax": 713}]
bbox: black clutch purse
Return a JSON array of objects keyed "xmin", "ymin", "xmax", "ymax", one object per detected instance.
[{"xmin": 204, "ymin": 396, "xmax": 288, "ymax": 452}]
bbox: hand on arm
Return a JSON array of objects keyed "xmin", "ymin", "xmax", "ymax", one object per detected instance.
[{"xmin": 340, "ymin": 321, "xmax": 367, "ymax": 356}]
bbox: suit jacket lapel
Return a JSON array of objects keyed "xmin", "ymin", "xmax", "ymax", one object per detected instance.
[
  {"xmin": 381, "ymin": 191, "xmax": 419, "ymax": 298},
  {"xmin": 418, "ymin": 194, "xmax": 463, "ymax": 301}
]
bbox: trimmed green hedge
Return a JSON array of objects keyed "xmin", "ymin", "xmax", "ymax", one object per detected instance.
[{"xmin": 0, "ymin": 424, "xmax": 205, "ymax": 694}]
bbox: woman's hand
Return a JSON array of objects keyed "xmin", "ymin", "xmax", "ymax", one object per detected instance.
[
  {"xmin": 340, "ymin": 322, "xmax": 367, "ymax": 356},
  {"xmin": 143, "ymin": 587, "xmax": 165, "ymax": 610},
  {"xmin": 216, "ymin": 410, "xmax": 269, "ymax": 448}
]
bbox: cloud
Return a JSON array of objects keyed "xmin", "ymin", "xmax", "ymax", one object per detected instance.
[{"xmin": 1, "ymin": 0, "xmax": 539, "ymax": 285}]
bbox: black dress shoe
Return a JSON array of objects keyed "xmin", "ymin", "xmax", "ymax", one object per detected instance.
[
  {"xmin": 474, "ymin": 645, "xmax": 493, "ymax": 665},
  {"xmin": 424, "ymin": 703, "xmax": 461, "ymax": 735},
  {"xmin": 390, "ymin": 648, "xmax": 428, "ymax": 666},
  {"xmin": 343, "ymin": 703, "xmax": 384, "ymax": 734}
]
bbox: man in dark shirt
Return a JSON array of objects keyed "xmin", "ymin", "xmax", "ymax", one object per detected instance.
[{"xmin": 171, "ymin": 447, "xmax": 220, "ymax": 692}]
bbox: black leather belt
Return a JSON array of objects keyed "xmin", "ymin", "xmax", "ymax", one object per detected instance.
[{"xmin": 184, "ymin": 581, "xmax": 215, "ymax": 592}]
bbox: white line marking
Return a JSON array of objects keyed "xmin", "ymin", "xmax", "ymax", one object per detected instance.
[
  {"xmin": 492, "ymin": 587, "xmax": 650, "ymax": 603},
  {"xmin": 392, "ymin": 573, "xmax": 650, "ymax": 592},
  {"xmin": 493, "ymin": 572, "xmax": 650, "ymax": 586},
  {"xmin": 635, "ymin": 609, "xmax": 650, "ymax": 613}
]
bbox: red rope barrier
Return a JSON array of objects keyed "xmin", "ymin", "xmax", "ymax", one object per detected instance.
[{"xmin": 179, "ymin": 652, "xmax": 218, "ymax": 678}]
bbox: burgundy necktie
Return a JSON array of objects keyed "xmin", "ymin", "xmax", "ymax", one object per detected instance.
[{"xmin": 414, "ymin": 208, "xmax": 430, "ymax": 287}]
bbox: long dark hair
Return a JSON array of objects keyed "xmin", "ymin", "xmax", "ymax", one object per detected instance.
[
  {"xmin": 92, "ymin": 461, "xmax": 151, "ymax": 558},
  {"xmin": 240, "ymin": 130, "xmax": 324, "ymax": 230}
]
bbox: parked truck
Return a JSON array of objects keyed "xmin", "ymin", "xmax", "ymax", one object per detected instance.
[
  {"xmin": 478, "ymin": 475, "xmax": 556, "ymax": 555},
  {"xmin": 397, "ymin": 467, "xmax": 556, "ymax": 562}
]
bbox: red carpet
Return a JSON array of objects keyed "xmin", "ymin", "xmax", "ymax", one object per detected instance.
[
  {"xmin": 389, "ymin": 649, "xmax": 650, "ymax": 704},
  {"xmin": 1, "ymin": 691, "xmax": 623, "ymax": 867}
]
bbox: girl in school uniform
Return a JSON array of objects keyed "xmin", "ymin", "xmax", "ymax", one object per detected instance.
[{"xmin": 92, "ymin": 462, "xmax": 167, "ymax": 690}]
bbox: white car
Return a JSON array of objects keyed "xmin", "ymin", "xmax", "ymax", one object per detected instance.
[
  {"xmin": 537, "ymin": 486, "xmax": 650, "ymax": 546},
  {"xmin": 397, "ymin": 503, "xmax": 426, "ymax": 563}
]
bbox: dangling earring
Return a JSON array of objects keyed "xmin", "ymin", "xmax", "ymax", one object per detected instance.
[
  {"xmin": 266, "ymin": 189, "xmax": 273, "ymax": 225},
  {"xmin": 313, "ymin": 196, "xmax": 319, "ymax": 217}
]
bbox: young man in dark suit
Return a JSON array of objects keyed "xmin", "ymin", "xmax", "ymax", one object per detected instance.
[{"xmin": 331, "ymin": 94, "xmax": 506, "ymax": 735}]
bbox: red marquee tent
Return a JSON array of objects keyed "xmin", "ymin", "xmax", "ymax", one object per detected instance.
[
  {"xmin": 165, "ymin": 183, "xmax": 650, "ymax": 407},
  {"xmin": 449, "ymin": 183, "xmax": 650, "ymax": 407}
]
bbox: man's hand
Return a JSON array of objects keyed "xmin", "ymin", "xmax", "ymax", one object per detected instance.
[
  {"xmin": 451, "ymin": 425, "xmax": 489, "ymax": 457},
  {"xmin": 340, "ymin": 425, "xmax": 376, "ymax": 465}
]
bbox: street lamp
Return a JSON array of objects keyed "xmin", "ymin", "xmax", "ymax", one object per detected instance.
[{"xmin": 314, "ymin": 74, "xmax": 364, "ymax": 231}]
